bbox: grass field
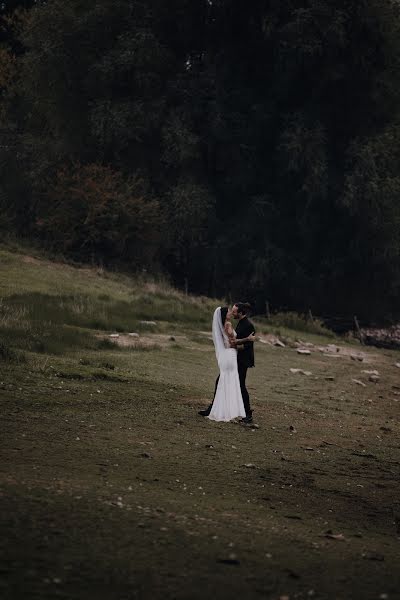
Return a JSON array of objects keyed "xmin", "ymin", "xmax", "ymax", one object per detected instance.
[{"xmin": 1, "ymin": 248, "xmax": 400, "ymax": 600}]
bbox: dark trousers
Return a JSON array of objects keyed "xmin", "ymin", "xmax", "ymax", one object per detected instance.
[
  {"xmin": 209, "ymin": 366, "xmax": 252, "ymax": 416},
  {"xmin": 238, "ymin": 364, "xmax": 251, "ymax": 415}
]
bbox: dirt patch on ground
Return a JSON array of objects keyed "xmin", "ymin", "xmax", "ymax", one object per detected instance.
[
  {"xmin": 1, "ymin": 338, "xmax": 399, "ymax": 600},
  {"xmin": 21, "ymin": 255, "xmax": 43, "ymax": 265},
  {"xmin": 96, "ymin": 332, "xmax": 189, "ymax": 349}
]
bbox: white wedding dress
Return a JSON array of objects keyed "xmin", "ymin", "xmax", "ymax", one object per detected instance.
[{"xmin": 208, "ymin": 307, "xmax": 246, "ymax": 422}]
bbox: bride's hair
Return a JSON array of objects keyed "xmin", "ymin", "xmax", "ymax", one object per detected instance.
[
  {"xmin": 220, "ymin": 306, "xmax": 229, "ymax": 325},
  {"xmin": 235, "ymin": 302, "xmax": 252, "ymax": 315}
]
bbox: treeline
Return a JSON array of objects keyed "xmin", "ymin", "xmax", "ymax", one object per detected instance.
[{"xmin": 1, "ymin": 0, "xmax": 400, "ymax": 322}]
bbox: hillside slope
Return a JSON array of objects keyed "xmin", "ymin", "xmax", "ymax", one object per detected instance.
[{"xmin": 1, "ymin": 248, "xmax": 400, "ymax": 600}]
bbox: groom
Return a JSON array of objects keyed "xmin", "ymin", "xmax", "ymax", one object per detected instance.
[{"xmin": 198, "ymin": 302, "xmax": 255, "ymax": 424}]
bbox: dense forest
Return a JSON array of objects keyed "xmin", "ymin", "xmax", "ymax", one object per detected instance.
[{"xmin": 1, "ymin": 0, "xmax": 400, "ymax": 322}]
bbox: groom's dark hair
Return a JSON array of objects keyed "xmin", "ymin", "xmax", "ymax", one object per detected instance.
[{"xmin": 235, "ymin": 302, "xmax": 252, "ymax": 316}]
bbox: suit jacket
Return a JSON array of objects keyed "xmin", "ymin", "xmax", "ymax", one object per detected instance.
[{"xmin": 235, "ymin": 316, "xmax": 255, "ymax": 368}]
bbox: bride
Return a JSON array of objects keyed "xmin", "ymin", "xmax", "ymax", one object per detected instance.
[{"xmin": 208, "ymin": 306, "xmax": 255, "ymax": 422}]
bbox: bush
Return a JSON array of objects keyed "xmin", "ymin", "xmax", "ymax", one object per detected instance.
[
  {"xmin": 0, "ymin": 340, "xmax": 26, "ymax": 363},
  {"xmin": 262, "ymin": 312, "xmax": 335, "ymax": 337},
  {"xmin": 35, "ymin": 163, "xmax": 162, "ymax": 268}
]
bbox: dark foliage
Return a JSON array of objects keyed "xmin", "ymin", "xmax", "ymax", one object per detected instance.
[{"xmin": 1, "ymin": 0, "xmax": 400, "ymax": 322}]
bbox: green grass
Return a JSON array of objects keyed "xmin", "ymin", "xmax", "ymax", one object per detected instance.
[
  {"xmin": 0, "ymin": 248, "xmax": 337, "ymax": 357},
  {"xmin": 0, "ymin": 339, "xmax": 26, "ymax": 363},
  {"xmin": 257, "ymin": 312, "xmax": 336, "ymax": 340},
  {"xmin": 0, "ymin": 248, "xmax": 218, "ymax": 355},
  {"xmin": 1, "ymin": 245, "xmax": 400, "ymax": 600}
]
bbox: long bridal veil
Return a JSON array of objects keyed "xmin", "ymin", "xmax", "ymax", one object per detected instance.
[{"xmin": 212, "ymin": 307, "xmax": 228, "ymax": 364}]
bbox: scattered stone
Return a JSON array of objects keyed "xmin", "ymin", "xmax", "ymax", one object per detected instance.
[
  {"xmin": 243, "ymin": 463, "xmax": 256, "ymax": 468},
  {"xmin": 325, "ymin": 376, "xmax": 335, "ymax": 381},
  {"xmin": 352, "ymin": 379, "xmax": 366, "ymax": 387},
  {"xmin": 259, "ymin": 334, "xmax": 286, "ymax": 347},
  {"xmin": 350, "ymin": 354, "xmax": 364, "ymax": 361},
  {"xmin": 362, "ymin": 370, "xmax": 379, "ymax": 375},
  {"xmin": 327, "ymin": 344, "xmax": 339, "ymax": 353},
  {"xmin": 274, "ymin": 339, "xmax": 286, "ymax": 348},
  {"xmin": 140, "ymin": 320, "xmax": 157, "ymax": 326},
  {"xmin": 369, "ymin": 375, "xmax": 380, "ymax": 383},
  {"xmin": 325, "ymin": 532, "xmax": 345, "ymax": 541},
  {"xmin": 361, "ymin": 324, "xmax": 400, "ymax": 350},
  {"xmin": 297, "ymin": 349, "xmax": 311, "ymax": 355},
  {"xmin": 289, "ymin": 425, "xmax": 297, "ymax": 433},
  {"xmin": 395, "ymin": 362, "xmax": 400, "ymax": 368},
  {"xmin": 140, "ymin": 452, "xmax": 151, "ymax": 459},
  {"xmin": 290, "ymin": 368, "xmax": 312, "ymax": 376},
  {"xmin": 128, "ymin": 332, "xmax": 140, "ymax": 338},
  {"xmin": 109, "ymin": 333, "xmax": 119, "ymax": 338}
]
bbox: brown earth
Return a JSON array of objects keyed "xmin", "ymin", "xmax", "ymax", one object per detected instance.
[{"xmin": 1, "ymin": 336, "xmax": 400, "ymax": 600}]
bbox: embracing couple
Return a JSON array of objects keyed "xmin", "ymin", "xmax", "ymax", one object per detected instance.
[{"xmin": 199, "ymin": 302, "xmax": 256, "ymax": 424}]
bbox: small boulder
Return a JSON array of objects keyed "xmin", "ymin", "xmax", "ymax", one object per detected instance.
[
  {"xmin": 297, "ymin": 349, "xmax": 311, "ymax": 355},
  {"xmin": 352, "ymin": 379, "xmax": 366, "ymax": 387},
  {"xmin": 326, "ymin": 344, "xmax": 339, "ymax": 353},
  {"xmin": 274, "ymin": 339, "xmax": 286, "ymax": 348},
  {"xmin": 362, "ymin": 370, "xmax": 379, "ymax": 375},
  {"xmin": 290, "ymin": 368, "xmax": 312, "ymax": 376}
]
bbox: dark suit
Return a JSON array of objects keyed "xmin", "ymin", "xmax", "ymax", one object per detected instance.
[
  {"xmin": 235, "ymin": 316, "xmax": 255, "ymax": 415},
  {"xmin": 210, "ymin": 316, "xmax": 255, "ymax": 417},
  {"xmin": 235, "ymin": 316, "xmax": 255, "ymax": 369}
]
